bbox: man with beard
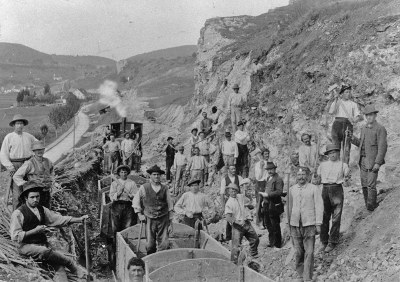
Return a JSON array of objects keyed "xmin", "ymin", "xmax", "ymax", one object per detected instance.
[{"xmin": 298, "ymin": 133, "xmax": 319, "ymax": 175}]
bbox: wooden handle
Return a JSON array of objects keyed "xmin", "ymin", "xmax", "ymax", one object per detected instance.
[{"xmin": 83, "ymin": 218, "xmax": 90, "ymax": 281}]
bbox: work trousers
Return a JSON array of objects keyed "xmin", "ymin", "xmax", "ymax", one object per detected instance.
[
  {"xmin": 231, "ymin": 221, "xmax": 259, "ymax": 263},
  {"xmin": 291, "ymin": 224, "xmax": 316, "ymax": 282},
  {"xmin": 166, "ymin": 158, "xmax": 174, "ymax": 181},
  {"xmin": 123, "ymin": 153, "xmax": 133, "ymax": 170},
  {"xmin": 360, "ymin": 157, "xmax": 378, "ymax": 211},
  {"xmin": 11, "ymin": 160, "xmax": 25, "ymax": 210},
  {"xmin": 331, "ymin": 118, "xmax": 353, "ymax": 164},
  {"xmin": 321, "ymin": 184, "xmax": 343, "ymax": 245},
  {"xmin": 190, "ymin": 169, "xmax": 205, "ymax": 188},
  {"xmin": 103, "ymin": 153, "xmax": 110, "ymax": 173},
  {"xmin": 201, "ymin": 155, "xmax": 210, "ymax": 183},
  {"xmin": 236, "ymin": 143, "xmax": 249, "ymax": 178},
  {"xmin": 255, "ymin": 180, "xmax": 266, "ymax": 225},
  {"xmin": 146, "ymin": 214, "xmax": 170, "ymax": 255},
  {"xmin": 133, "ymin": 155, "xmax": 141, "ymax": 173},
  {"xmin": 231, "ymin": 106, "xmax": 241, "ymax": 132},
  {"xmin": 111, "ymin": 201, "xmax": 136, "ymax": 234},
  {"xmin": 262, "ymin": 203, "xmax": 282, "ymax": 248},
  {"xmin": 173, "ymin": 165, "xmax": 186, "ymax": 195},
  {"xmin": 182, "ymin": 213, "xmax": 203, "ymax": 229}
]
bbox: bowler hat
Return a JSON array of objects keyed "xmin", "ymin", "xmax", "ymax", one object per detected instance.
[
  {"xmin": 265, "ymin": 162, "xmax": 277, "ymax": 170},
  {"xmin": 146, "ymin": 165, "xmax": 165, "ymax": 175},
  {"xmin": 227, "ymin": 183, "xmax": 239, "ymax": 191},
  {"xmin": 188, "ymin": 179, "xmax": 201, "ymax": 186},
  {"xmin": 10, "ymin": 114, "xmax": 29, "ymax": 127},
  {"xmin": 32, "ymin": 141, "xmax": 45, "ymax": 151},
  {"xmin": 116, "ymin": 165, "xmax": 131, "ymax": 175},
  {"xmin": 232, "ymin": 83, "xmax": 240, "ymax": 89},
  {"xmin": 20, "ymin": 181, "xmax": 44, "ymax": 200},
  {"xmin": 324, "ymin": 144, "xmax": 340, "ymax": 155},
  {"xmin": 363, "ymin": 105, "xmax": 379, "ymax": 115}
]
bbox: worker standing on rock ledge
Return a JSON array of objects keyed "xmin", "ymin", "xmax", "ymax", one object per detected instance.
[
  {"xmin": 186, "ymin": 147, "xmax": 208, "ymax": 188},
  {"xmin": 349, "ymin": 104, "xmax": 387, "ymax": 211},
  {"xmin": 165, "ymin": 137, "xmax": 176, "ymax": 183},
  {"xmin": 221, "ymin": 132, "xmax": 238, "ymax": 172},
  {"xmin": 298, "ymin": 133, "xmax": 319, "ymax": 175},
  {"xmin": 235, "ymin": 121, "xmax": 251, "ymax": 177},
  {"xmin": 171, "ymin": 145, "xmax": 188, "ymax": 196},
  {"xmin": 0, "ymin": 114, "xmax": 38, "ymax": 210},
  {"xmin": 228, "ymin": 83, "xmax": 245, "ymax": 132},
  {"xmin": 132, "ymin": 165, "xmax": 173, "ymax": 255},
  {"xmin": 288, "ymin": 168, "xmax": 323, "ymax": 282},
  {"xmin": 199, "ymin": 112, "xmax": 216, "ymax": 137},
  {"xmin": 314, "ymin": 144, "xmax": 350, "ymax": 253}
]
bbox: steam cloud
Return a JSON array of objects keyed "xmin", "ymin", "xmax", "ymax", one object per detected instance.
[{"xmin": 98, "ymin": 80, "xmax": 127, "ymax": 117}]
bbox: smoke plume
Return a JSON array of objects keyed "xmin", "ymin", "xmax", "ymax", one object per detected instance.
[{"xmin": 98, "ymin": 80, "xmax": 127, "ymax": 117}]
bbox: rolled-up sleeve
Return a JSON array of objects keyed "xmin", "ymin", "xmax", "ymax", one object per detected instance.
[
  {"xmin": 44, "ymin": 207, "xmax": 72, "ymax": 226},
  {"xmin": 132, "ymin": 186, "xmax": 145, "ymax": 213},
  {"xmin": 10, "ymin": 210, "xmax": 25, "ymax": 243},
  {"xmin": 13, "ymin": 161, "xmax": 31, "ymax": 187}
]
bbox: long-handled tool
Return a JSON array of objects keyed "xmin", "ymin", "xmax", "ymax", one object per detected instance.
[
  {"xmin": 83, "ymin": 218, "xmax": 90, "ymax": 281},
  {"xmin": 137, "ymin": 221, "xmax": 144, "ymax": 253},
  {"xmin": 3, "ymin": 175, "xmax": 13, "ymax": 207}
]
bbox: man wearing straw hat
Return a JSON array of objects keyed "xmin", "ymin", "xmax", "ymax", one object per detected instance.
[
  {"xmin": 132, "ymin": 165, "xmax": 174, "ymax": 255},
  {"xmin": 350, "ymin": 104, "xmax": 387, "ymax": 211},
  {"xmin": 0, "ymin": 114, "xmax": 38, "ymax": 210},
  {"xmin": 13, "ymin": 141, "xmax": 53, "ymax": 208},
  {"xmin": 314, "ymin": 144, "xmax": 350, "ymax": 253},
  {"xmin": 228, "ymin": 83, "xmax": 245, "ymax": 132},
  {"xmin": 10, "ymin": 181, "xmax": 88, "ymax": 281}
]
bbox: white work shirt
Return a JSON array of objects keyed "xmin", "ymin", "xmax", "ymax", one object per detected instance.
[
  {"xmin": 298, "ymin": 144, "xmax": 318, "ymax": 169},
  {"xmin": 317, "ymin": 160, "xmax": 350, "ymax": 184},
  {"xmin": 221, "ymin": 140, "xmax": 238, "ymax": 158},
  {"xmin": 172, "ymin": 153, "xmax": 188, "ymax": 169},
  {"xmin": 329, "ymin": 99, "xmax": 360, "ymax": 120},
  {"xmin": 228, "ymin": 92, "xmax": 246, "ymax": 108},
  {"xmin": 235, "ymin": 130, "xmax": 250, "ymax": 145},
  {"xmin": 188, "ymin": 155, "xmax": 208, "ymax": 170},
  {"xmin": 224, "ymin": 194, "xmax": 250, "ymax": 221},
  {"xmin": 120, "ymin": 139, "xmax": 136, "ymax": 154},
  {"xmin": 254, "ymin": 160, "xmax": 268, "ymax": 181},
  {"xmin": 0, "ymin": 132, "xmax": 37, "ymax": 169},
  {"xmin": 220, "ymin": 174, "xmax": 244, "ymax": 195},
  {"xmin": 174, "ymin": 191, "xmax": 212, "ymax": 215}
]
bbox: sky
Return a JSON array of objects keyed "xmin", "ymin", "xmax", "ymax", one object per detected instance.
[{"xmin": 0, "ymin": 0, "xmax": 289, "ymax": 60}]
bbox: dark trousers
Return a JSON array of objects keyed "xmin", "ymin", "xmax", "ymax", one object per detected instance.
[
  {"xmin": 182, "ymin": 213, "xmax": 203, "ymax": 229},
  {"xmin": 111, "ymin": 201, "xmax": 136, "ymax": 233},
  {"xmin": 331, "ymin": 118, "xmax": 353, "ymax": 164},
  {"xmin": 225, "ymin": 221, "xmax": 232, "ymax": 241},
  {"xmin": 236, "ymin": 143, "xmax": 249, "ymax": 177},
  {"xmin": 321, "ymin": 184, "xmax": 343, "ymax": 245},
  {"xmin": 231, "ymin": 221, "xmax": 259, "ymax": 263},
  {"xmin": 146, "ymin": 214, "xmax": 170, "ymax": 255},
  {"xmin": 360, "ymin": 157, "xmax": 378, "ymax": 211},
  {"xmin": 262, "ymin": 202, "xmax": 282, "ymax": 248},
  {"xmin": 291, "ymin": 224, "xmax": 316, "ymax": 281},
  {"xmin": 255, "ymin": 181, "xmax": 265, "ymax": 225},
  {"xmin": 166, "ymin": 158, "xmax": 174, "ymax": 181}
]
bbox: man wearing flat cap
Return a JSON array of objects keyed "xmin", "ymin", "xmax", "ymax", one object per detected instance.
[
  {"xmin": 350, "ymin": 105, "xmax": 387, "ymax": 211},
  {"xmin": 171, "ymin": 145, "xmax": 188, "ymax": 196},
  {"xmin": 132, "ymin": 165, "xmax": 173, "ymax": 255},
  {"xmin": 13, "ymin": 141, "xmax": 53, "ymax": 208},
  {"xmin": 10, "ymin": 181, "xmax": 88, "ymax": 281},
  {"xmin": 174, "ymin": 179, "xmax": 214, "ymax": 230},
  {"xmin": 0, "ymin": 114, "xmax": 38, "ymax": 210}
]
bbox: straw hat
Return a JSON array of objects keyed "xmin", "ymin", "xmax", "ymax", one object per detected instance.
[
  {"xmin": 10, "ymin": 114, "xmax": 28, "ymax": 127},
  {"xmin": 32, "ymin": 141, "xmax": 45, "ymax": 151}
]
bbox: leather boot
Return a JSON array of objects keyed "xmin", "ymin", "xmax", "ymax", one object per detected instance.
[
  {"xmin": 362, "ymin": 187, "xmax": 368, "ymax": 207},
  {"xmin": 46, "ymin": 250, "xmax": 78, "ymax": 275}
]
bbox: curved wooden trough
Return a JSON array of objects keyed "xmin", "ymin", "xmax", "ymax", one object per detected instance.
[{"xmin": 115, "ymin": 223, "xmax": 274, "ymax": 282}]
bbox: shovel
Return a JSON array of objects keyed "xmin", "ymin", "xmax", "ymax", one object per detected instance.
[{"xmin": 137, "ymin": 221, "xmax": 144, "ymax": 253}]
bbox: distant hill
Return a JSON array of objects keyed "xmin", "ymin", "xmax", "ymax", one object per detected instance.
[{"xmin": 125, "ymin": 45, "xmax": 196, "ymax": 63}]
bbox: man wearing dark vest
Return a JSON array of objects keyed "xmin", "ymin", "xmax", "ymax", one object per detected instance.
[
  {"xmin": 219, "ymin": 165, "xmax": 243, "ymax": 241},
  {"xmin": 132, "ymin": 165, "xmax": 173, "ymax": 255},
  {"xmin": 10, "ymin": 181, "xmax": 88, "ymax": 281},
  {"xmin": 13, "ymin": 141, "xmax": 53, "ymax": 208}
]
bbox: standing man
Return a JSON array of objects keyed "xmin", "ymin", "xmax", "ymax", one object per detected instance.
[
  {"xmin": 172, "ymin": 145, "xmax": 188, "ymax": 196},
  {"xmin": 197, "ymin": 131, "xmax": 210, "ymax": 184},
  {"xmin": 315, "ymin": 144, "xmax": 350, "ymax": 253},
  {"xmin": 186, "ymin": 147, "xmax": 208, "ymax": 188},
  {"xmin": 298, "ymin": 133, "xmax": 319, "ymax": 174},
  {"xmin": 174, "ymin": 179, "xmax": 214, "ymax": 228},
  {"xmin": 10, "ymin": 181, "xmax": 88, "ymax": 281},
  {"xmin": 132, "ymin": 165, "xmax": 173, "ymax": 255},
  {"xmin": 165, "ymin": 137, "xmax": 176, "ymax": 183},
  {"xmin": 288, "ymin": 168, "xmax": 323, "ymax": 282},
  {"xmin": 13, "ymin": 141, "xmax": 53, "ymax": 208},
  {"xmin": 225, "ymin": 183, "xmax": 259, "ymax": 263},
  {"xmin": 221, "ymin": 132, "xmax": 238, "ymax": 172},
  {"xmin": 235, "ymin": 121, "xmax": 251, "ymax": 177},
  {"xmin": 188, "ymin": 128, "xmax": 199, "ymax": 149},
  {"xmin": 259, "ymin": 162, "xmax": 284, "ymax": 248},
  {"xmin": 102, "ymin": 134, "xmax": 121, "ymax": 173},
  {"xmin": 120, "ymin": 132, "xmax": 136, "ymax": 170},
  {"xmin": 228, "ymin": 83, "xmax": 245, "ymax": 132},
  {"xmin": 254, "ymin": 149, "xmax": 270, "ymax": 227},
  {"xmin": 350, "ymin": 105, "xmax": 387, "ymax": 211},
  {"xmin": 199, "ymin": 112, "xmax": 216, "ymax": 137},
  {"xmin": 0, "ymin": 114, "xmax": 37, "ymax": 210},
  {"xmin": 328, "ymin": 86, "xmax": 361, "ymax": 163}
]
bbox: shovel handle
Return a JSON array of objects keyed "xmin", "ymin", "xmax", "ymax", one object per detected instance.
[
  {"xmin": 83, "ymin": 218, "xmax": 90, "ymax": 281},
  {"xmin": 137, "ymin": 221, "xmax": 144, "ymax": 253}
]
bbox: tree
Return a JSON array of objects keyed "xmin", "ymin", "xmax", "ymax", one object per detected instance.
[{"xmin": 44, "ymin": 83, "xmax": 51, "ymax": 95}]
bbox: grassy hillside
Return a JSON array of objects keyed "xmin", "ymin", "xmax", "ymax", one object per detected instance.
[{"xmin": 125, "ymin": 45, "xmax": 196, "ymax": 63}]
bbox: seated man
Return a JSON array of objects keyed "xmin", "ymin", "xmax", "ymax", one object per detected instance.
[
  {"xmin": 13, "ymin": 141, "xmax": 53, "ymax": 208},
  {"xmin": 127, "ymin": 257, "xmax": 146, "ymax": 282},
  {"xmin": 225, "ymin": 183, "xmax": 259, "ymax": 263},
  {"xmin": 10, "ymin": 181, "xmax": 88, "ymax": 281},
  {"xmin": 174, "ymin": 179, "xmax": 214, "ymax": 229}
]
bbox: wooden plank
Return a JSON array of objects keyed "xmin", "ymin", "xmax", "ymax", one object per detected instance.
[
  {"xmin": 143, "ymin": 248, "xmax": 229, "ymax": 274},
  {"xmin": 148, "ymin": 258, "xmax": 238, "ymax": 282}
]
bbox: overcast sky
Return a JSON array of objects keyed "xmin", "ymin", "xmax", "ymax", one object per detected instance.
[{"xmin": 0, "ymin": 0, "xmax": 289, "ymax": 60}]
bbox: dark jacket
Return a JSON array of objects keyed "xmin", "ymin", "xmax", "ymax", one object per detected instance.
[
  {"xmin": 257, "ymin": 173, "xmax": 284, "ymax": 220},
  {"xmin": 351, "ymin": 121, "xmax": 387, "ymax": 169}
]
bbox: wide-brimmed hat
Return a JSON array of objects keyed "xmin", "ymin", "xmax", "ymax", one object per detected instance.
[
  {"xmin": 20, "ymin": 181, "xmax": 44, "ymax": 200},
  {"xmin": 232, "ymin": 83, "xmax": 240, "ymax": 89},
  {"xmin": 265, "ymin": 162, "xmax": 277, "ymax": 170},
  {"xmin": 239, "ymin": 178, "xmax": 251, "ymax": 186},
  {"xmin": 363, "ymin": 105, "xmax": 379, "ymax": 115},
  {"xmin": 324, "ymin": 144, "xmax": 340, "ymax": 155},
  {"xmin": 191, "ymin": 128, "xmax": 198, "ymax": 133},
  {"xmin": 32, "ymin": 141, "xmax": 45, "ymax": 151},
  {"xmin": 10, "ymin": 114, "xmax": 29, "ymax": 127},
  {"xmin": 227, "ymin": 183, "xmax": 239, "ymax": 191},
  {"xmin": 188, "ymin": 179, "xmax": 201, "ymax": 186},
  {"xmin": 167, "ymin": 136, "xmax": 174, "ymax": 141},
  {"xmin": 116, "ymin": 165, "xmax": 131, "ymax": 175},
  {"xmin": 146, "ymin": 165, "xmax": 165, "ymax": 175}
]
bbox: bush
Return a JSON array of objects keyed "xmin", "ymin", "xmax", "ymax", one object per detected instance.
[{"xmin": 48, "ymin": 93, "xmax": 82, "ymax": 136}]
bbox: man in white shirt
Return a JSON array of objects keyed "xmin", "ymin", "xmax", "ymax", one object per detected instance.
[
  {"xmin": 235, "ymin": 121, "xmax": 251, "ymax": 177},
  {"xmin": 254, "ymin": 149, "xmax": 269, "ymax": 227},
  {"xmin": 186, "ymin": 147, "xmax": 208, "ymax": 188},
  {"xmin": 0, "ymin": 114, "xmax": 37, "ymax": 210},
  {"xmin": 228, "ymin": 84, "xmax": 246, "ymax": 132},
  {"xmin": 172, "ymin": 145, "xmax": 188, "ymax": 195},
  {"xmin": 221, "ymin": 132, "xmax": 238, "ymax": 172},
  {"xmin": 225, "ymin": 183, "xmax": 259, "ymax": 263},
  {"xmin": 188, "ymin": 128, "xmax": 199, "ymax": 153},
  {"xmin": 288, "ymin": 168, "xmax": 323, "ymax": 282},
  {"xmin": 298, "ymin": 133, "xmax": 319, "ymax": 174},
  {"xmin": 120, "ymin": 132, "xmax": 137, "ymax": 170},
  {"xmin": 174, "ymin": 179, "xmax": 214, "ymax": 229},
  {"xmin": 314, "ymin": 144, "xmax": 350, "ymax": 253},
  {"xmin": 328, "ymin": 86, "xmax": 361, "ymax": 164}
]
